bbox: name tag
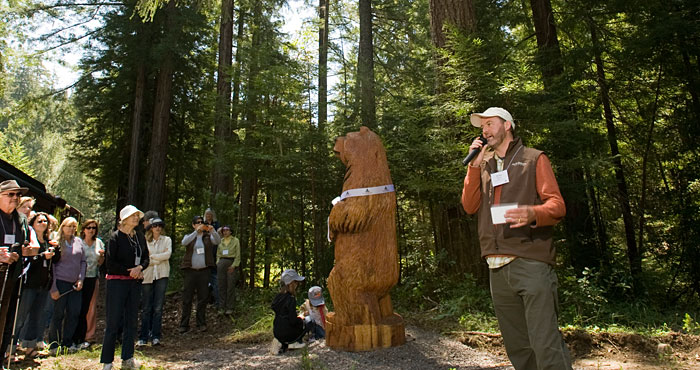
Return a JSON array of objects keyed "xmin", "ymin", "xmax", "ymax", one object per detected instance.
[
  {"xmin": 4, "ymin": 235, "xmax": 15, "ymax": 245},
  {"xmin": 196, "ymin": 248, "xmax": 205, "ymax": 255},
  {"xmin": 222, "ymin": 250, "xmax": 229, "ymax": 255},
  {"xmin": 491, "ymin": 170, "xmax": 509, "ymax": 187},
  {"xmin": 135, "ymin": 256, "xmax": 141, "ymax": 265}
]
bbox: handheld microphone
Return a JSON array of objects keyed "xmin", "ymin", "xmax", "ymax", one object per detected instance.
[{"xmin": 462, "ymin": 136, "xmax": 487, "ymax": 166}]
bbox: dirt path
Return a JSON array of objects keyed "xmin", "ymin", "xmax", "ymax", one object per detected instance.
[
  {"xmin": 19, "ymin": 322, "xmax": 700, "ymax": 370},
  {"xmin": 10, "ymin": 290, "xmax": 700, "ymax": 369}
]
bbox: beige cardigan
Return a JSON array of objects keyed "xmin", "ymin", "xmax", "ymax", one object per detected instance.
[{"xmin": 142, "ymin": 235, "xmax": 172, "ymax": 284}]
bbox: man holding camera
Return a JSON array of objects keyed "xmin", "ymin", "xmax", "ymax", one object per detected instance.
[
  {"xmin": 0, "ymin": 180, "xmax": 30, "ymax": 364},
  {"xmin": 461, "ymin": 108, "xmax": 572, "ymax": 370},
  {"xmin": 179, "ymin": 215, "xmax": 220, "ymax": 333}
]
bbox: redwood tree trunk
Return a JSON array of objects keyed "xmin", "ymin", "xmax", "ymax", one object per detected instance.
[
  {"xmin": 144, "ymin": 1, "xmax": 176, "ymax": 215},
  {"xmin": 127, "ymin": 63, "xmax": 146, "ymax": 205},
  {"xmin": 429, "ymin": 0, "xmax": 476, "ymax": 48},
  {"xmin": 318, "ymin": 0, "xmax": 329, "ymax": 131},
  {"xmin": 428, "ymin": 0, "xmax": 484, "ymax": 283},
  {"xmin": 358, "ymin": 0, "xmax": 376, "ymax": 128},
  {"xmin": 529, "ymin": 0, "xmax": 564, "ymax": 89},
  {"xmin": 212, "ymin": 0, "xmax": 235, "ymax": 198}
]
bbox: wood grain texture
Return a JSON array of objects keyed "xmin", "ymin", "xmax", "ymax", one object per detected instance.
[{"xmin": 327, "ymin": 126, "xmax": 405, "ymax": 351}]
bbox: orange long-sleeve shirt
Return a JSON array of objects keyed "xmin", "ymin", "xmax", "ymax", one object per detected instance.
[{"xmin": 461, "ymin": 154, "xmax": 565, "ymax": 227}]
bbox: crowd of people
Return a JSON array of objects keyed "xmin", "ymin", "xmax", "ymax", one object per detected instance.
[{"xmin": 0, "ymin": 183, "xmax": 248, "ymax": 370}]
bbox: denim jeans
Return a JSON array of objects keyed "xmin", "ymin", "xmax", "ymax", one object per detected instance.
[
  {"xmin": 100, "ymin": 279, "xmax": 141, "ymax": 364},
  {"xmin": 48, "ymin": 280, "xmax": 83, "ymax": 349},
  {"xmin": 139, "ymin": 277, "xmax": 168, "ymax": 341},
  {"xmin": 15, "ymin": 287, "xmax": 49, "ymax": 348}
]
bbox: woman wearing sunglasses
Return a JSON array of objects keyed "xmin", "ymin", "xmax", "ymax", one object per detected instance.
[
  {"xmin": 137, "ymin": 217, "xmax": 171, "ymax": 346},
  {"xmin": 72, "ymin": 219, "xmax": 104, "ymax": 349},
  {"xmin": 13, "ymin": 212, "xmax": 58, "ymax": 358}
]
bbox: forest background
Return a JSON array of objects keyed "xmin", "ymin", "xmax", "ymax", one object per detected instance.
[{"xmin": 1, "ymin": 0, "xmax": 700, "ymax": 337}]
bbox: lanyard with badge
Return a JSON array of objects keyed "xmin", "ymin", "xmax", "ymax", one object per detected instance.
[
  {"xmin": 196, "ymin": 234, "xmax": 205, "ymax": 256},
  {"xmin": 127, "ymin": 233, "xmax": 142, "ymax": 266},
  {"xmin": 0, "ymin": 215, "xmax": 16, "ymax": 246},
  {"xmin": 490, "ymin": 144, "xmax": 523, "ymax": 187}
]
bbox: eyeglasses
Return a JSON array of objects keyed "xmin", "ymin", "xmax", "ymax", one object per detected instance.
[
  {"xmin": 2, "ymin": 192, "xmax": 21, "ymax": 198},
  {"xmin": 152, "ymin": 224, "xmax": 163, "ymax": 228},
  {"xmin": 194, "ymin": 221, "xmax": 203, "ymax": 224},
  {"xmin": 84, "ymin": 226, "xmax": 97, "ymax": 230}
]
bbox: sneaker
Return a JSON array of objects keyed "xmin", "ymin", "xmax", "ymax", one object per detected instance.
[
  {"xmin": 78, "ymin": 341, "xmax": 91, "ymax": 350},
  {"xmin": 269, "ymin": 338, "xmax": 282, "ymax": 355},
  {"xmin": 47, "ymin": 347, "xmax": 59, "ymax": 356},
  {"xmin": 135, "ymin": 340, "xmax": 147, "ymax": 347},
  {"xmin": 122, "ymin": 357, "xmax": 141, "ymax": 370},
  {"xmin": 151, "ymin": 338, "xmax": 161, "ymax": 346},
  {"xmin": 224, "ymin": 310, "xmax": 234, "ymax": 315},
  {"xmin": 288, "ymin": 341, "xmax": 306, "ymax": 349},
  {"xmin": 178, "ymin": 327, "xmax": 188, "ymax": 334},
  {"xmin": 102, "ymin": 363, "xmax": 113, "ymax": 370},
  {"xmin": 197, "ymin": 325, "xmax": 207, "ymax": 333},
  {"xmin": 67, "ymin": 344, "xmax": 80, "ymax": 353}
]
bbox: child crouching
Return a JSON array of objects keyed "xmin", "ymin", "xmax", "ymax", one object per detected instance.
[
  {"xmin": 271, "ymin": 269, "xmax": 309, "ymax": 353},
  {"xmin": 302, "ymin": 286, "xmax": 328, "ymax": 341}
]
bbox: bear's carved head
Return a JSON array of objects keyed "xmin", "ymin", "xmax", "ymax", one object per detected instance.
[{"xmin": 333, "ymin": 126, "xmax": 391, "ymax": 186}]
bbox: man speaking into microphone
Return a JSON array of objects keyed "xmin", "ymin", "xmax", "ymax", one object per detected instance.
[{"xmin": 461, "ymin": 107, "xmax": 572, "ymax": 370}]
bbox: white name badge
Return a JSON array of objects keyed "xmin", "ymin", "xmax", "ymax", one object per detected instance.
[
  {"xmin": 491, "ymin": 170, "xmax": 510, "ymax": 187},
  {"xmin": 4, "ymin": 235, "xmax": 15, "ymax": 245},
  {"xmin": 222, "ymin": 250, "xmax": 229, "ymax": 255},
  {"xmin": 196, "ymin": 248, "xmax": 205, "ymax": 255},
  {"xmin": 135, "ymin": 256, "xmax": 141, "ymax": 265},
  {"xmin": 491, "ymin": 203, "xmax": 518, "ymax": 225}
]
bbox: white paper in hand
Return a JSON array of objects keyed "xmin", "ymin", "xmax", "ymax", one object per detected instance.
[{"xmin": 490, "ymin": 203, "xmax": 518, "ymax": 225}]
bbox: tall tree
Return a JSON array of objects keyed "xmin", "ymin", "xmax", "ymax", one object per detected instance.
[
  {"xmin": 212, "ymin": 0, "xmax": 235, "ymax": 198},
  {"xmin": 357, "ymin": 0, "xmax": 375, "ymax": 128},
  {"xmin": 144, "ymin": 0, "xmax": 178, "ymax": 214},
  {"xmin": 318, "ymin": 0, "xmax": 329, "ymax": 131},
  {"xmin": 127, "ymin": 20, "xmax": 151, "ymax": 205},
  {"xmin": 427, "ymin": 0, "xmax": 484, "ymax": 282},
  {"xmin": 528, "ymin": 0, "xmax": 600, "ymax": 273},
  {"xmin": 588, "ymin": 16, "xmax": 641, "ymax": 292},
  {"xmin": 429, "ymin": 0, "xmax": 476, "ymax": 49}
]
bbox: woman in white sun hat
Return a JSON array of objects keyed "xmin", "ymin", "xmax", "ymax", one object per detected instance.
[{"xmin": 100, "ymin": 205, "xmax": 150, "ymax": 370}]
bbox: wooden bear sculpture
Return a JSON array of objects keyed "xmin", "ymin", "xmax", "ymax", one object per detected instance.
[{"xmin": 326, "ymin": 126, "xmax": 405, "ymax": 351}]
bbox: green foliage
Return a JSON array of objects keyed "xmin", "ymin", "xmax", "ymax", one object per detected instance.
[
  {"xmin": 394, "ymin": 267, "xmax": 498, "ymax": 333},
  {"xmin": 0, "ymin": 131, "xmax": 33, "ymax": 175},
  {"xmin": 682, "ymin": 313, "xmax": 700, "ymax": 335}
]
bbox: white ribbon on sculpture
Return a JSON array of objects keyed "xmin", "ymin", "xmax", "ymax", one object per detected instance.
[{"xmin": 328, "ymin": 184, "xmax": 396, "ymax": 242}]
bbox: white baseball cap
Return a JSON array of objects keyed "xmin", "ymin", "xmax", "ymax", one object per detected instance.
[
  {"xmin": 119, "ymin": 205, "xmax": 144, "ymax": 221},
  {"xmin": 470, "ymin": 107, "xmax": 515, "ymax": 130},
  {"xmin": 281, "ymin": 269, "xmax": 305, "ymax": 285}
]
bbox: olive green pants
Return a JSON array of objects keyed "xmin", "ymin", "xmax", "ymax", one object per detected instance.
[{"xmin": 489, "ymin": 257, "xmax": 572, "ymax": 370}]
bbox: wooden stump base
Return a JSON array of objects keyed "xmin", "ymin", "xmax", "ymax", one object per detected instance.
[{"xmin": 325, "ymin": 312, "xmax": 405, "ymax": 352}]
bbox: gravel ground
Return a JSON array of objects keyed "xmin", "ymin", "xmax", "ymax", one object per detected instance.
[{"xmin": 134, "ymin": 325, "xmax": 513, "ymax": 370}]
